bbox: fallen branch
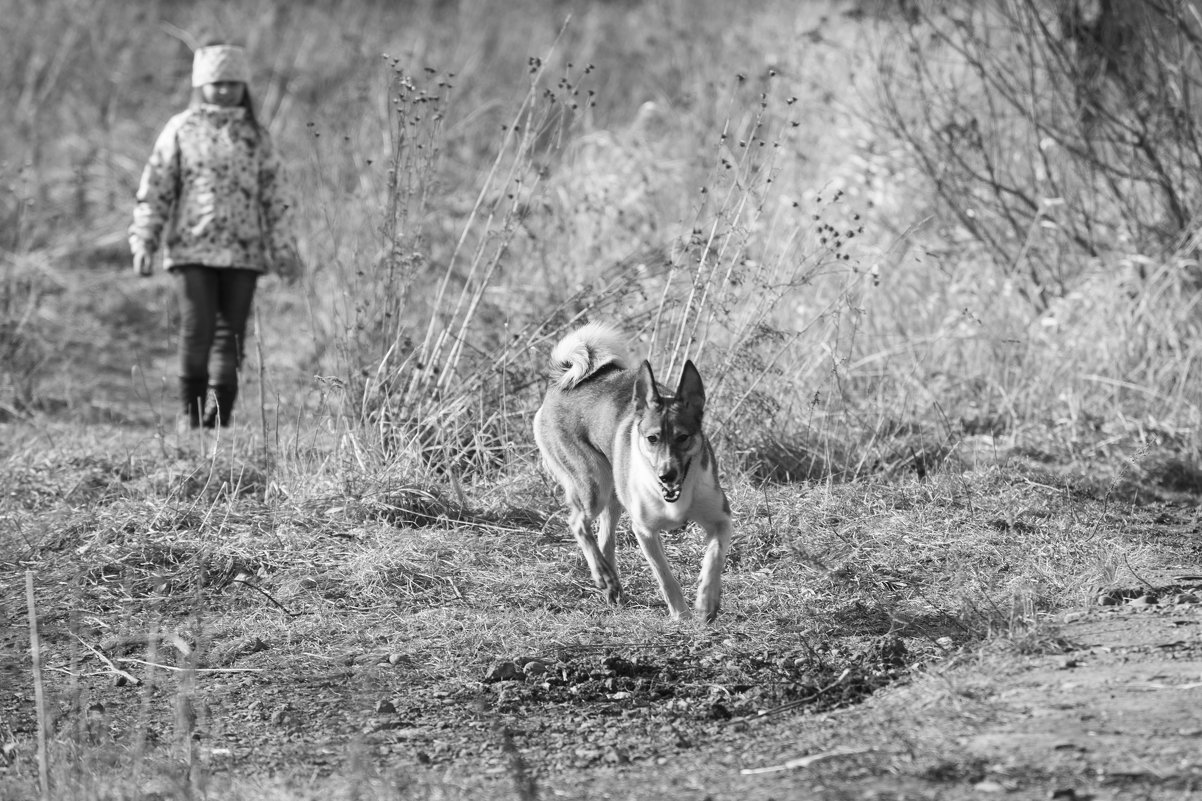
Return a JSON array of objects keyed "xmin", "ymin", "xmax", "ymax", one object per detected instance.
[
  {"xmin": 75, "ymin": 634, "xmax": 142, "ymax": 686},
  {"xmin": 98, "ymin": 632, "xmax": 192, "ymax": 657},
  {"xmin": 740, "ymin": 746, "xmax": 875, "ymax": 775},
  {"xmin": 115, "ymin": 657, "xmax": 264, "ymax": 674}
]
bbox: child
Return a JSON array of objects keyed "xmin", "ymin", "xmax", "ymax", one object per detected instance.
[{"xmin": 129, "ymin": 43, "xmax": 300, "ymax": 430}]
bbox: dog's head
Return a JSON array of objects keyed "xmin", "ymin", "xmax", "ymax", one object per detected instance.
[{"xmin": 633, "ymin": 360, "xmax": 706, "ymax": 503}]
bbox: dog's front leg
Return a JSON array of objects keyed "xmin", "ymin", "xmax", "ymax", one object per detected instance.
[
  {"xmin": 695, "ymin": 515, "xmax": 731, "ymax": 624},
  {"xmin": 569, "ymin": 510, "xmax": 622, "ymax": 605},
  {"xmin": 632, "ymin": 525, "xmax": 690, "ymax": 619}
]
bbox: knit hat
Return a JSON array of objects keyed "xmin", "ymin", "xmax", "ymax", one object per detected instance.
[{"xmin": 191, "ymin": 45, "xmax": 250, "ymax": 87}]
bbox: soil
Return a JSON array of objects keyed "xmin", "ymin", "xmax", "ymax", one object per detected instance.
[
  {"xmin": 713, "ymin": 569, "xmax": 1202, "ymax": 801},
  {"xmin": 3, "ymin": 569, "xmax": 1200, "ymax": 799}
]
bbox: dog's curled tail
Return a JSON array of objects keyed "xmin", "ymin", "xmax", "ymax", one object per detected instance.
[{"xmin": 549, "ymin": 322, "xmax": 631, "ymax": 390}]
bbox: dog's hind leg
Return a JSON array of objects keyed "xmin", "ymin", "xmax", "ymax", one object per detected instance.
[
  {"xmin": 632, "ymin": 525, "xmax": 690, "ymax": 619},
  {"xmin": 535, "ymin": 410, "xmax": 623, "ymax": 606},
  {"xmin": 568, "ymin": 498, "xmax": 623, "ymax": 606},
  {"xmin": 596, "ymin": 494, "xmax": 622, "ymax": 579},
  {"xmin": 556, "ymin": 465, "xmax": 622, "ymax": 606}
]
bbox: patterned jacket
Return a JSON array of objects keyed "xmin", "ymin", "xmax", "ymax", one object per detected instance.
[{"xmin": 129, "ymin": 104, "xmax": 299, "ymax": 276}]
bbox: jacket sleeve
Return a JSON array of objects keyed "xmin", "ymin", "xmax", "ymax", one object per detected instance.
[
  {"xmin": 129, "ymin": 116, "xmax": 183, "ymax": 255},
  {"xmin": 258, "ymin": 131, "xmax": 301, "ymax": 278}
]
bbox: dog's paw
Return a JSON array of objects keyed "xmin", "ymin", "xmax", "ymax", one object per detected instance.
[
  {"xmin": 668, "ymin": 606, "xmax": 693, "ymax": 622},
  {"xmin": 695, "ymin": 592, "xmax": 721, "ymax": 624},
  {"xmin": 594, "ymin": 571, "xmax": 623, "ymax": 606}
]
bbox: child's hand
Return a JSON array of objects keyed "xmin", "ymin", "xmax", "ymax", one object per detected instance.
[{"xmin": 132, "ymin": 250, "xmax": 153, "ymax": 277}]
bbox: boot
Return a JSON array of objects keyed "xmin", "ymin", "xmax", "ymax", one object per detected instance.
[
  {"xmin": 202, "ymin": 384, "xmax": 238, "ymax": 429},
  {"xmin": 180, "ymin": 378, "xmax": 208, "ymax": 429}
]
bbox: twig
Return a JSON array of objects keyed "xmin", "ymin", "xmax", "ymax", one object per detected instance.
[
  {"xmin": 99, "ymin": 632, "xmax": 192, "ymax": 658},
  {"xmin": 254, "ymin": 302, "xmax": 271, "ymax": 500},
  {"xmin": 724, "ymin": 667, "xmax": 851, "ymax": 726},
  {"xmin": 740, "ymin": 746, "xmax": 875, "ymax": 775},
  {"xmin": 25, "ymin": 572, "xmax": 50, "ymax": 801},
  {"xmin": 230, "ymin": 578, "xmax": 307, "ymax": 617},
  {"xmin": 115, "ymin": 657, "xmax": 264, "ymax": 674},
  {"xmin": 1121, "ymin": 552, "xmax": 1160, "ymax": 593},
  {"xmin": 74, "ymin": 634, "xmax": 142, "ymax": 687}
]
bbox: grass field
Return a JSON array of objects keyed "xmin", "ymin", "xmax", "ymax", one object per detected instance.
[{"xmin": 4, "ymin": 1, "xmax": 1202, "ymax": 798}]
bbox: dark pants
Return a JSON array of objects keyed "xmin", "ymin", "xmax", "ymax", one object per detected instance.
[{"xmin": 175, "ymin": 265, "xmax": 258, "ymax": 427}]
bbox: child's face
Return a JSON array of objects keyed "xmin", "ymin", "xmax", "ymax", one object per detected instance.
[{"xmin": 201, "ymin": 81, "xmax": 246, "ymax": 107}]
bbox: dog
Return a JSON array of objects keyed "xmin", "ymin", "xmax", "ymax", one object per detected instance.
[{"xmin": 533, "ymin": 322, "xmax": 732, "ymax": 623}]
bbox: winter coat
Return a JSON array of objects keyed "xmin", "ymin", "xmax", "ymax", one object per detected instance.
[{"xmin": 129, "ymin": 104, "xmax": 299, "ymax": 276}]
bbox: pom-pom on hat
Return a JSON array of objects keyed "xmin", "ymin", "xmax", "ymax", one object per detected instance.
[{"xmin": 192, "ymin": 45, "xmax": 250, "ymax": 87}]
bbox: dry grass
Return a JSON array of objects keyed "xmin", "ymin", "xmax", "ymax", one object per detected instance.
[
  {"xmin": 4, "ymin": 0, "xmax": 1202, "ymax": 798},
  {"xmin": 0, "ymin": 418, "xmax": 1181, "ymax": 799}
]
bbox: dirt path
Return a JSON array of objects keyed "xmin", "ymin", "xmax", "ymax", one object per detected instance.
[{"xmin": 609, "ymin": 570, "xmax": 1202, "ymax": 800}]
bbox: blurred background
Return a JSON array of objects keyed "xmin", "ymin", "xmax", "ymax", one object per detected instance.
[{"xmin": 4, "ymin": 0, "xmax": 1201, "ymax": 486}]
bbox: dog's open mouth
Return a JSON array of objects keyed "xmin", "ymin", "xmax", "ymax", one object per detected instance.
[{"xmin": 658, "ymin": 462, "xmax": 689, "ymax": 503}]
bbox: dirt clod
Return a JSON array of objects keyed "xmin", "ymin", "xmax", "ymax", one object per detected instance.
[{"xmin": 484, "ymin": 661, "xmax": 523, "ymax": 683}]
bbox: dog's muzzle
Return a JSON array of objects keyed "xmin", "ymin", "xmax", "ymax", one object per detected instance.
[{"xmin": 658, "ymin": 461, "xmax": 690, "ymax": 503}]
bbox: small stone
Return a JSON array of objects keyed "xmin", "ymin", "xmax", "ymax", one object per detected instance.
[
  {"xmin": 973, "ymin": 780, "xmax": 1006, "ymax": 793},
  {"xmin": 523, "ymin": 660, "xmax": 547, "ymax": 676},
  {"xmin": 1127, "ymin": 594, "xmax": 1156, "ymax": 607},
  {"xmin": 484, "ymin": 661, "xmax": 523, "ymax": 683},
  {"xmin": 1098, "ymin": 593, "xmax": 1121, "ymax": 606},
  {"xmin": 1173, "ymin": 592, "xmax": 1199, "ymax": 605},
  {"xmin": 709, "ymin": 702, "xmax": 732, "ymax": 721},
  {"xmin": 603, "ymin": 746, "xmax": 630, "ymax": 765},
  {"xmin": 1059, "ymin": 658, "xmax": 1080, "ymax": 669},
  {"xmin": 375, "ymin": 699, "xmax": 396, "ymax": 714},
  {"xmin": 388, "ymin": 653, "xmax": 409, "ymax": 666}
]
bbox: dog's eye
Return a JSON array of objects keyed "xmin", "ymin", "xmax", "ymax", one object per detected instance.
[
  {"xmin": 646, "ymin": 434, "xmax": 660, "ymax": 445},
  {"xmin": 675, "ymin": 433, "xmax": 690, "ymax": 444}
]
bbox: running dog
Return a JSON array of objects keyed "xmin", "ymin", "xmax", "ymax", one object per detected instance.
[{"xmin": 533, "ymin": 323, "xmax": 732, "ymax": 623}]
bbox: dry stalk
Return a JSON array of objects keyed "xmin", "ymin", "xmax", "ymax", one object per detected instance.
[
  {"xmin": 255, "ymin": 302, "xmax": 272, "ymax": 497},
  {"xmin": 25, "ymin": 571, "xmax": 50, "ymax": 801}
]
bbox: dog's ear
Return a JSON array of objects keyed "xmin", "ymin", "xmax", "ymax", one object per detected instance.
[
  {"xmin": 677, "ymin": 360, "xmax": 706, "ymax": 411},
  {"xmin": 634, "ymin": 360, "xmax": 662, "ymax": 411}
]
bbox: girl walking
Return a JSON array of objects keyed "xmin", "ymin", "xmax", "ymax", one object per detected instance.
[{"xmin": 130, "ymin": 43, "xmax": 300, "ymax": 430}]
